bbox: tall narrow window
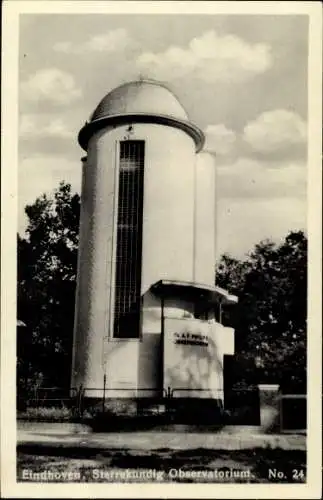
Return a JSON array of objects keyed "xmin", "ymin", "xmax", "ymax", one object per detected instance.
[{"xmin": 113, "ymin": 141, "xmax": 145, "ymax": 338}]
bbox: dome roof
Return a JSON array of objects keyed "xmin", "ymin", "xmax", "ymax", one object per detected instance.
[
  {"xmin": 90, "ymin": 80, "xmax": 189, "ymax": 122},
  {"xmin": 78, "ymin": 80, "xmax": 204, "ymax": 152}
]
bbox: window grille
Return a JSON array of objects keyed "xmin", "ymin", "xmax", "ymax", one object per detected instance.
[{"xmin": 113, "ymin": 141, "xmax": 145, "ymax": 338}]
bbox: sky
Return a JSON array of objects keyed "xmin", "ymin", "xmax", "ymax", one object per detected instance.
[{"xmin": 18, "ymin": 13, "xmax": 308, "ymax": 259}]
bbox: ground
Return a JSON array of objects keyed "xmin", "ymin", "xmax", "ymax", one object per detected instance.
[{"xmin": 17, "ymin": 426, "xmax": 306, "ymax": 484}]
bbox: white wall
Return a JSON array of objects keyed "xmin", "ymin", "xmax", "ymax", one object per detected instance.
[
  {"xmin": 140, "ymin": 124, "xmax": 196, "ymax": 292},
  {"xmin": 194, "ymin": 151, "xmax": 216, "ymax": 287},
  {"xmin": 163, "ymin": 317, "xmax": 234, "ymax": 399}
]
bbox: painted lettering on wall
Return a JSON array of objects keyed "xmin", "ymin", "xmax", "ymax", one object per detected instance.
[{"xmin": 173, "ymin": 331, "xmax": 208, "ymax": 346}]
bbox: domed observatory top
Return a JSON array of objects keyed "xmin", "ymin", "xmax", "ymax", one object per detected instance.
[{"xmin": 78, "ymin": 79, "xmax": 204, "ymax": 152}]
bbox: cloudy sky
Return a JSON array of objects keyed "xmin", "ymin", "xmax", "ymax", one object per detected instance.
[{"xmin": 18, "ymin": 13, "xmax": 308, "ymax": 259}]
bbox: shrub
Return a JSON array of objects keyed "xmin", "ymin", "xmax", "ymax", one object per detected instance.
[
  {"xmin": 82, "ymin": 398, "xmax": 137, "ymax": 419},
  {"xmin": 19, "ymin": 405, "xmax": 73, "ymax": 421}
]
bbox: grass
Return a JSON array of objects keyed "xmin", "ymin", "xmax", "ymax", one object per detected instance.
[{"xmin": 17, "ymin": 447, "xmax": 306, "ymax": 483}]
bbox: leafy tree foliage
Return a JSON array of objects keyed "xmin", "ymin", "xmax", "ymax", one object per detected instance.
[
  {"xmin": 17, "ymin": 182, "xmax": 80, "ymax": 393},
  {"xmin": 216, "ymin": 231, "xmax": 307, "ymax": 392}
]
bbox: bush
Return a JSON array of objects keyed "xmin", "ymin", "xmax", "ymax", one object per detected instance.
[
  {"xmin": 18, "ymin": 406, "xmax": 73, "ymax": 421},
  {"xmin": 82, "ymin": 398, "xmax": 137, "ymax": 419}
]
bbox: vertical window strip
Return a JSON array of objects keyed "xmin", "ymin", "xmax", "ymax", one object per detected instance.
[{"xmin": 113, "ymin": 141, "xmax": 145, "ymax": 338}]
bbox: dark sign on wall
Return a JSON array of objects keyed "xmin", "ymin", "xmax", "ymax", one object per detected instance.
[{"xmin": 173, "ymin": 331, "xmax": 208, "ymax": 346}]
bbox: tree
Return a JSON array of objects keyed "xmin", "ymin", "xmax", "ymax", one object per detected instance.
[
  {"xmin": 216, "ymin": 231, "xmax": 307, "ymax": 392},
  {"xmin": 17, "ymin": 182, "xmax": 80, "ymax": 392}
]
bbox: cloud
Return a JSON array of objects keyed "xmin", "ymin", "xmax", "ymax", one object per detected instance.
[
  {"xmin": 204, "ymin": 124, "xmax": 237, "ymax": 156},
  {"xmin": 243, "ymin": 109, "xmax": 307, "ymax": 154},
  {"xmin": 53, "ymin": 29, "xmax": 132, "ymax": 54},
  {"xmin": 20, "ymin": 114, "xmax": 74, "ymax": 139},
  {"xmin": 21, "ymin": 68, "xmax": 82, "ymax": 104},
  {"xmin": 136, "ymin": 30, "xmax": 272, "ymax": 83},
  {"xmin": 217, "ymin": 157, "xmax": 306, "ymax": 200},
  {"xmin": 18, "ymin": 156, "xmax": 81, "ymax": 235}
]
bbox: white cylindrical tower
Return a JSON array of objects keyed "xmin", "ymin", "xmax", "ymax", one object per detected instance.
[
  {"xmin": 71, "ymin": 80, "xmax": 205, "ymax": 394},
  {"xmin": 193, "ymin": 151, "xmax": 217, "ymax": 287}
]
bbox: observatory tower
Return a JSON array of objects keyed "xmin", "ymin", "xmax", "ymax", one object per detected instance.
[{"xmin": 72, "ymin": 80, "xmax": 237, "ymax": 406}]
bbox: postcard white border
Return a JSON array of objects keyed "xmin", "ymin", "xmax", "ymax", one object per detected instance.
[{"xmin": 1, "ymin": 1, "xmax": 322, "ymax": 498}]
